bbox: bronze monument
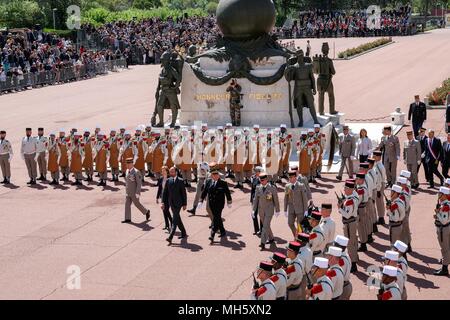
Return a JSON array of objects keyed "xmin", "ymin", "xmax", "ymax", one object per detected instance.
[{"xmin": 313, "ymin": 42, "xmax": 338, "ymax": 115}]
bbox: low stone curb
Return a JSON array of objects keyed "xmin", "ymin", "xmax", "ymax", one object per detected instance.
[{"xmin": 333, "ymin": 40, "xmax": 395, "ymax": 61}]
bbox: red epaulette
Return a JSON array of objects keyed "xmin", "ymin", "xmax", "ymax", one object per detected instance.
[
  {"xmin": 309, "ymin": 233, "xmax": 317, "ymax": 240},
  {"xmin": 399, "ymin": 195, "xmax": 405, "ymax": 202},
  {"xmin": 255, "ymin": 286, "xmax": 267, "ymax": 297},
  {"xmin": 311, "ymin": 284, "xmax": 323, "ymax": 295},
  {"xmin": 381, "ymin": 290, "xmax": 393, "ymax": 300},
  {"xmin": 390, "ymin": 203, "xmax": 399, "ymax": 211},
  {"xmin": 404, "ymin": 187, "xmax": 410, "ymax": 193},
  {"xmin": 286, "ymin": 265, "xmax": 295, "ymax": 274},
  {"xmin": 357, "ymin": 189, "xmax": 364, "ymax": 195},
  {"xmin": 327, "ymin": 269, "xmax": 337, "ymax": 278},
  {"xmin": 345, "ymin": 199, "xmax": 354, "ymax": 206},
  {"xmin": 442, "ymin": 205, "xmax": 450, "ymax": 212},
  {"xmin": 339, "ymin": 258, "xmax": 345, "ymax": 267},
  {"xmin": 270, "ymin": 275, "xmax": 279, "ymax": 283}
]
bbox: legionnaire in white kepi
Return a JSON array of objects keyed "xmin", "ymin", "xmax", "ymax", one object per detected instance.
[{"xmin": 307, "ymin": 257, "xmax": 334, "ymax": 300}]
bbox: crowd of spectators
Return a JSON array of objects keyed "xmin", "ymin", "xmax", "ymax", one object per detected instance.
[{"xmin": 274, "ymin": 6, "xmax": 415, "ymax": 39}]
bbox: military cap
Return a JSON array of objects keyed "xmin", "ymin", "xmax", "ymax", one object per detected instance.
[
  {"xmin": 321, "ymin": 203, "xmax": 332, "ymax": 210},
  {"xmin": 373, "ymin": 150, "xmax": 382, "ymax": 157},
  {"xmin": 125, "ymin": 158, "xmax": 134, "ymax": 164},
  {"xmin": 26, "ymin": 128, "xmax": 32, "ymax": 131},
  {"xmin": 356, "ymin": 172, "xmax": 366, "ymax": 179},
  {"xmin": 288, "ymin": 170, "xmax": 297, "ymax": 176},
  {"xmin": 314, "ymin": 257, "xmax": 328, "ymax": 269},
  {"xmin": 345, "ymin": 180, "xmax": 355, "ymax": 188},
  {"xmin": 254, "ymin": 166, "xmax": 263, "ymax": 173},
  {"xmin": 359, "ymin": 163, "xmax": 369, "ymax": 169},
  {"xmin": 38, "ymin": 127, "xmax": 44, "ymax": 131},
  {"xmin": 326, "ymin": 246, "xmax": 342, "ymax": 257},
  {"xmin": 406, "ymin": 131, "xmax": 413, "ymax": 135},
  {"xmin": 391, "ymin": 185, "xmax": 403, "ymax": 194},
  {"xmin": 382, "ymin": 265, "xmax": 398, "ymax": 277},
  {"xmin": 259, "ymin": 172, "xmax": 268, "ymax": 180},
  {"xmin": 0, "ymin": 130, "xmax": 6, "ymax": 134},
  {"xmin": 308, "ymin": 211, "xmax": 322, "ymax": 221},
  {"xmin": 334, "ymin": 235, "xmax": 349, "ymax": 247},
  {"xmin": 393, "ymin": 240, "xmax": 408, "ymax": 253},
  {"xmin": 286, "ymin": 241, "xmax": 301, "ymax": 252},
  {"xmin": 384, "ymin": 250, "xmax": 399, "ymax": 262},
  {"xmin": 383, "ymin": 125, "xmax": 392, "ymax": 130},
  {"xmin": 271, "ymin": 252, "xmax": 287, "ymax": 264},
  {"xmin": 259, "ymin": 261, "xmax": 273, "ymax": 272},
  {"xmin": 296, "ymin": 233, "xmax": 310, "ymax": 243},
  {"xmin": 367, "ymin": 158, "xmax": 376, "ymax": 164}
]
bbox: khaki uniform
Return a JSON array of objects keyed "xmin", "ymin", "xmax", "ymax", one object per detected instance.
[
  {"xmin": 150, "ymin": 139, "xmax": 165, "ymax": 179},
  {"xmin": 356, "ymin": 184, "xmax": 369, "ymax": 244},
  {"xmin": 379, "ymin": 282, "xmax": 402, "ymax": 300},
  {"xmin": 124, "ymin": 168, "xmax": 148, "ymax": 221},
  {"xmin": 310, "ymin": 275, "xmax": 334, "ymax": 300},
  {"xmin": 120, "ymin": 140, "xmax": 137, "ymax": 174},
  {"xmin": 134, "ymin": 136, "xmax": 148, "ymax": 178},
  {"xmin": 375, "ymin": 161, "xmax": 387, "ymax": 218},
  {"xmin": 21, "ymin": 136, "xmax": 38, "ymax": 180},
  {"xmin": 328, "ymin": 264, "xmax": 344, "ymax": 300},
  {"xmin": 144, "ymin": 131, "xmax": 154, "ymax": 174},
  {"xmin": 0, "ymin": 138, "xmax": 13, "ymax": 180},
  {"xmin": 278, "ymin": 133, "xmax": 292, "ymax": 178},
  {"xmin": 399, "ymin": 187, "xmax": 412, "ymax": 245},
  {"xmin": 271, "ymin": 269, "xmax": 288, "ymax": 300},
  {"xmin": 338, "ymin": 133, "xmax": 355, "ymax": 178},
  {"xmin": 435, "ymin": 199, "xmax": 450, "ymax": 265},
  {"xmin": 338, "ymin": 192, "xmax": 360, "ymax": 262},
  {"xmin": 386, "ymin": 197, "xmax": 406, "ymax": 245},
  {"xmin": 364, "ymin": 172, "xmax": 376, "ymax": 235},
  {"xmin": 36, "ymin": 136, "xmax": 48, "ymax": 177},
  {"xmin": 320, "ymin": 216, "xmax": 336, "ymax": 251},
  {"xmin": 403, "ymin": 139, "xmax": 421, "ymax": 186},
  {"xmin": 297, "ymin": 245, "xmax": 313, "ymax": 300},
  {"xmin": 338, "ymin": 253, "xmax": 353, "ymax": 300},
  {"xmin": 47, "ymin": 139, "xmax": 60, "ymax": 181},
  {"xmin": 253, "ymin": 184, "xmax": 280, "ymax": 246},
  {"xmin": 232, "ymin": 137, "xmax": 246, "ymax": 183},
  {"xmin": 251, "ymin": 279, "xmax": 277, "ymax": 301},
  {"xmin": 378, "ymin": 135, "xmax": 400, "ymax": 185},
  {"xmin": 309, "ymin": 225, "xmax": 326, "ymax": 257},
  {"xmin": 285, "ymin": 256, "xmax": 304, "ymax": 300},
  {"xmin": 284, "ymin": 181, "xmax": 309, "ymax": 235}
]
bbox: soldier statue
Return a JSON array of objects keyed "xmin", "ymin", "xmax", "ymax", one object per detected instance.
[
  {"xmin": 313, "ymin": 42, "xmax": 338, "ymax": 115},
  {"xmin": 152, "ymin": 51, "xmax": 181, "ymax": 128},
  {"xmin": 226, "ymin": 79, "xmax": 243, "ymax": 126},
  {"xmin": 284, "ymin": 50, "xmax": 319, "ymax": 127}
]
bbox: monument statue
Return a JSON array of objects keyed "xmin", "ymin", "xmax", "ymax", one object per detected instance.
[
  {"xmin": 226, "ymin": 79, "xmax": 243, "ymax": 126},
  {"xmin": 313, "ymin": 42, "xmax": 338, "ymax": 115},
  {"xmin": 151, "ymin": 51, "xmax": 181, "ymax": 128},
  {"xmin": 285, "ymin": 50, "xmax": 319, "ymax": 127}
]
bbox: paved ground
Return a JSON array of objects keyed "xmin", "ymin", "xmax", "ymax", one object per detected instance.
[{"xmin": 0, "ymin": 29, "xmax": 449, "ymax": 300}]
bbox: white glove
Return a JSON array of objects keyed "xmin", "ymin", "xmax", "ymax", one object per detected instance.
[
  {"xmin": 197, "ymin": 202, "xmax": 204, "ymax": 209},
  {"xmin": 227, "ymin": 203, "xmax": 232, "ymax": 209},
  {"xmin": 417, "ymin": 160, "xmax": 421, "ymax": 166},
  {"xmin": 251, "ymin": 211, "xmax": 256, "ymax": 219},
  {"xmin": 421, "ymin": 153, "xmax": 425, "ymax": 159},
  {"xmin": 284, "ymin": 211, "xmax": 288, "ymax": 218},
  {"xmin": 397, "ymin": 156, "xmax": 400, "ymax": 160},
  {"xmin": 350, "ymin": 156, "xmax": 356, "ymax": 161},
  {"xmin": 304, "ymin": 211, "xmax": 309, "ymax": 217},
  {"xmin": 275, "ymin": 211, "xmax": 280, "ymax": 217},
  {"xmin": 135, "ymin": 194, "xmax": 140, "ymax": 199}
]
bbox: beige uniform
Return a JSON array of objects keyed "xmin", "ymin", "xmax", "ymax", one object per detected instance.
[
  {"xmin": 310, "ymin": 275, "xmax": 334, "ymax": 300},
  {"xmin": 0, "ymin": 138, "xmax": 13, "ymax": 180},
  {"xmin": 379, "ymin": 282, "xmax": 401, "ymax": 300},
  {"xmin": 271, "ymin": 268, "xmax": 288, "ymax": 300},
  {"xmin": 320, "ymin": 216, "xmax": 336, "ymax": 250},
  {"xmin": 36, "ymin": 135, "xmax": 48, "ymax": 177},
  {"xmin": 375, "ymin": 161, "xmax": 387, "ymax": 218},
  {"xmin": 338, "ymin": 133, "xmax": 355, "ymax": 178},
  {"xmin": 338, "ymin": 252, "xmax": 353, "ymax": 300},
  {"xmin": 338, "ymin": 192, "xmax": 360, "ymax": 262},
  {"xmin": 21, "ymin": 136, "xmax": 38, "ymax": 179},
  {"xmin": 435, "ymin": 200, "xmax": 450, "ymax": 266},
  {"xmin": 285, "ymin": 256, "xmax": 304, "ymax": 300},
  {"xmin": 386, "ymin": 197, "xmax": 406, "ymax": 245},
  {"xmin": 253, "ymin": 184, "xmax": 280, "ymax": 246},
  {"xmin": 309, "ymin": 225, "xmax": 326, "ymax": 257},
  {"xmin": 124, "ymin": 168, "xmax": 148, "ymax": 221},
  {"xmin": 400, "ymin": 187, "xmax": 412, "ymax": 246},
  {"xmin": 378, "ymin": 135, "xmax": 400, "ymax": 185},
  {"xmin": 251, "ymin": 279, "xmax": 277, "ymax": 301},
  {"xmin": 284, "ymin": 181, "xmax": 309, "ymax": 235},
  {"xmin": 403, "ymin": 139, "xmax": 421, "ymax": 186},
  {"xmin": 297, "ymin": 245, "xmax": 313, "ymax": 300},
  {"xmin": 328, "ymin": 264, "xmax": 344, "ymax": 300},
  {"xmin": 356, "ymin": 184, "xmax": 369, "ymax": 244}
]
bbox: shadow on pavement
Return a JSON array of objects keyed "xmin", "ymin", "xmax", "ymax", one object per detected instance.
[{"xmin": 2, "ymin": 183, "xmax": 20, "ymax": 189}]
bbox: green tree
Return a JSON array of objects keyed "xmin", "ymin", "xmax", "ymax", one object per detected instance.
[
  {"xmin": 206, "ymin": 1, "xmax": 218, "ymax": 14},
  {"xmin": 133, "ymin": 0, "xmax": 161, "ymax": 10},
  {"xmin": 0, "ymin": 0, "xmax": 45, "ymax": 28}
]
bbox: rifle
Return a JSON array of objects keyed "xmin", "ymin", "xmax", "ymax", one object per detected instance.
[
  {"xmin": 377, "ymin": 287, "xmax": 385, "ymax": 300},
  {"xmin": 305, "ymin": 271, "xmax": 314, "ymax": 290},
  {"xmin": 383, "ymin": 192, "xmax": 392, "ymax": 207},
  {"xmin": 252, "ymin": 272, "xmax": 260, "ymax": 290},
  {"xmin": 335, "ymin": 191, "xmax": 345, "ymax": 206},
  {"xmin": 287, "ymin": 80, "xmax": 295, "ymax": 129}
]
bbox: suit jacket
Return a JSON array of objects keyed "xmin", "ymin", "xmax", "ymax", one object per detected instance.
[
  {"xmin": 403, "ymin": 139, "xmax": 421, "ymax": 164},
  {"xmin": 424, "ymin": 137, "xmax": 443, "ymax": 163},
  {"xmin": 156, "ymin": 177, "xmax": 167, "ymax": 200},
  {"xmin": 446, "ymin": 106, "xmax": 450, "ymax": 123},
  {"xmin": 442, "ymin": 141, "xmax": 450, "ymax": 166},
  {"xmin": 252, "ymin": 184, "xmax": 280, "ymax": 216},
  {"xmin": 408, "ymin": 102, "xmax": 427, "ymax": 123},
  {"xmin": 339, "ymin": 134, "xmax": 355, "ymax": 158},
  {"xmin": 201, "ymin": 178, "xmax": 232, "ymax": 212},
  {"xmin": 284, "ymin": 181, "xmax": 308, "ymax": 214},
  {"xmin": 250, "ymin": 175, "xmax": 261, "ymax": 204},
  {"xmin": 162, "ymin": 176, "xmax": 187, "ymax": 209},
  {"xmin": 378, "ymin": 135, "xmax": 400, "ymax": 162},
  {"xmin": 126, "ymin": 168, "xmax": 142, "ymax": 197}
]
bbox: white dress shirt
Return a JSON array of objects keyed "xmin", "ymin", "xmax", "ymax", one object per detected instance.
[
  {"xmin": 356, "ymin": 137, "xmax": 373, "ymax": 156},
  {"xmin": 21, "ymin": 136, "xmax": 37, "ymax": 155}
]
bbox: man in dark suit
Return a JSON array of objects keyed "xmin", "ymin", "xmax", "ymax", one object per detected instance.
[
  {"xmin": 199, "ymin": 163, "xmax": 232, "ymax": 244},
  {"xmin": 162, "ymin": 166, "xmax": 187, "ymax": 245},
  {"xmin": 441, "ymin": 133, "xmax": 450, "ymax": 178},
  {"xmin": 424, "ymin": 130, "xmax": 444, "ymax": 188},
  {"xmin": 408, "ymin": 95, "xmax": 427, "ymax": 137},
  {"xmin": 416, "ymin": 127, "xmax": 429, "ymax": 182},
  {"xmin": 445, "ymin": 103, "xmax": 450, "ymax": 133}
]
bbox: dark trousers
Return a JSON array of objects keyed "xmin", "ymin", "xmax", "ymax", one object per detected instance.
[
  {"xmin": 162, "ymin": 208, "xmax": 173, "ymax": 229},
  {"xmin": 211, "ymin": 208, "xmax": 226, "ymax": 237},
  {"xmin": 252, "ymin": 208, "xmax": 262, "ymax": 234},
  {"xmin": 169, "ymin": 206, "xmax": 186, "ymax": 240},
  {"xmin": 442, "ymin": 162, "xmax": 450, "ymax": 179},
  {"xmin": 418, "ymin": 159, "xmax": 429, "ymax": 181},
  {"xmin": 359, "ymin": 155, "xmax": 369, "ymax": 163},
  {"xmin": 427, "ymin": 160, "xmax": 444, "ymax": 187},
  {"xmin": 412, "ymin": 121, "xmax": 423, "ymax": 138}
]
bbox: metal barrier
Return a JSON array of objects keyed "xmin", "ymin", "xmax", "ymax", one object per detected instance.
[{"xmin": 0, "ymin": 58, "xmax": 127, "ymax": 94}]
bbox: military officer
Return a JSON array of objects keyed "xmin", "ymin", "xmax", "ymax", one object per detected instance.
[
  {"xmin": 270, "ymin": 252, "xmax": 288, "ymax": 300},
  {"xmin": 285, "ymin": 241, "xmax": 305, "ymax": 300},
  {"xmin": 109, "ymin": 129, "xmax": 120, "ymax": 181},
  {"xmin": 57, "ymin": 129, "xmax": 70, "ymax": 181},
  {"xmin": 319, "ymin": 203, "xmax": 336, "ymax": 250},
  {"xmin": 47, "ymin": 133, "xmax": 60, "ymax": 185},
  {"xmin": 36, "ymin": 128, "xmax": 48, "ymax": 181},
  {"xmin": 291, "ymin": 165, "xmax": 312, "ymax": 203},
  {"xmin": 397, "ymin": 176, "xmax": 412, "ymax": 250},
  {"xmin": 336, "ymin": 126, "xmax": 355, "ymax": 181},
  {"xmin": 393, "ymin": 240, "xmax": 409, "ymax": 275},
  {"xmin": 0, "ymin": 130, "xmax": 13, "ymax": 184},
  {"xmin": 21, "ymin": 128, "xmax": 38, "ymax": 185},
  {"xmin": 187, "ymin": 162, "xmax": 210, "ymax": 216},
  {"xmin": 252, "ymin": 172, "xmax": 280, "ymax": 251},
  {"xmin": 307, "ymin": 257, "xmax": 334, "ymax": 300},
  {"xmin": 251, "ymin": 262, "xmax": 277, "ymax": 301},
  {"xmin": 94, "ymin": 132, "xmax": 109, "ymax": 186},
  {"xmin": 333, "ymin": 235, "xmax": 353, "ymax": 298},
  {"xmin": 133, "ymin": 126, "xmax": 148, "ymax": 180},
  {"xmin": 386, "ymin": 184, "xmax": 406, "ymax": 246},
  {"xmin": 284, "ymin": 170, "xmax": 309, "ymax": 238},
  {"xmin": 377, "ymin": 126, "xmax": 400, "ymax": 187},
  {"xmin": 122, "ymin": 158, "xmax": 150, "ymax": 223},
  {"xmin": 337, "ymin": 180, "xmax": 359, "ymax": 270},
  {"xmin": 377, "ymin": 265, "xmax": 402, "ymax": 300},
  {"xmin": 403, "ymin": 131, "xmax": 421, "ymax": 189},
  {"xmin": 356, "ymin": 172, "xmax": 369, "ymax": 252},
  {"xmin": 433, "ymin": 186, "xmax": 450, "ymax": 276},
  {"xmin": 308, "ymin": 211, "xmax": 327, "ymax": 258},
  {"xmin": 359, "ymin": 163, "xmax": 376, "ymax": 243},
  {"xmin": 325, "ymin": 246, "xmax": 344, "ymax": 300},
  {"xmin": 373, "ymin": 150, "xmax": 387, "ymax": 225},
  {"xmin": 143, "ymin": 125, "xmax": 155, "ymax": 178},
  {"xmin": 250, "ymin": 166, "xmax": 263, "ymax": 236},
  {"xmin": 68, "ymin": 132, "xmax": 85, "ymax": 186},
  {"xmin": 120, "ymin": 131, "xmax": 138, "ymax": 178},
  {"xmin": 367, "ymin": 158, "xmax": 381, "ymax": 233},
  {"xmin": 408, "ymin": 95, "xmax": 427, "ymax": 137},
  {"xmin": 383, "ymin": 250, "xmax": 406, "ymax": 300}
]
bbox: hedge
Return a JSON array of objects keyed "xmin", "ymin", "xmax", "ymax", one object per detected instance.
[
  {"xmin": 428, "ymin": 78, "xmax": 450, "ymax": 106},
  {"xmin": 337, "ymin": 37, "xmax": 392, "ymax": 59},
  {"xmin": 43, "ymin": 28, "xmax": 76, "ymax": 38}
]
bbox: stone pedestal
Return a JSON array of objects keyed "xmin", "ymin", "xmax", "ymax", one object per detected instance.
[{"xmin": 180, "ymin": 57, "xmax": 327, "ymax": 128}]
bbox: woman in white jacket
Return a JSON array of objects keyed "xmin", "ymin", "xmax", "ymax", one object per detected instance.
[{"xmin": 356, "ymin": 129, "xmax": 372, "ymax": 163}]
